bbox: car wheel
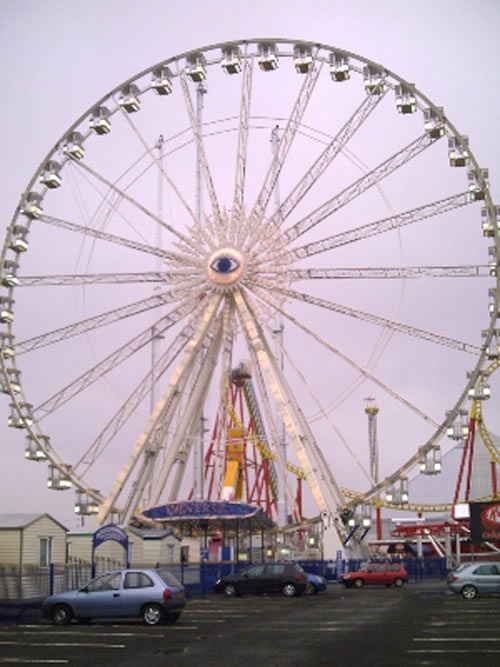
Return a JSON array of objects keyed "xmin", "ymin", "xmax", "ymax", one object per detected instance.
[
  {"xmin": 305, "ymin": 582, "xmax": 317, "ymax": 595},
  {"xmin": 52, "ymin": 603, "xmax": 73, "ymax": 626},
  {"xmin": 223, "ymin": 584, "xmax": 238, "ymax": 598},
  {"xmin": 461, "ymin": 584, "xmax": 478, "ymax": 600},
  {"xmin": 353, "ymin": 578, "xmax": 363, "ymax": 588},
  {"xmin": 394, "ymin": 578, "xmax": 404, "ymax": 587},
  {"xmin": 142, "ymin": 603, "xmax": 165, "ymax": 626},
  {"xmin": 282, "ymin": 583, "xmax": 299, "ymax": 597}
]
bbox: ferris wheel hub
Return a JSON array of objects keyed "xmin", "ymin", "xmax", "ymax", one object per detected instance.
[{"xmin": 207, "ymin": 246, "xmax": 246, "ymax": 290}]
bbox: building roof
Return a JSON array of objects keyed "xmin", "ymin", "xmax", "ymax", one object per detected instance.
[{"xmin": 0, "ymin": 513, "xmax": 68, "ymax": 531}]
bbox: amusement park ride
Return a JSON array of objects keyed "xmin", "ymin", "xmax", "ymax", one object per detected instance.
[{"xmin": 1, "ymin": 39, "xmax": 499, "ymax": 560}]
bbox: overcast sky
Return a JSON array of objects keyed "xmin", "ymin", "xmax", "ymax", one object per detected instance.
[{"xmin": 0, "ymin": 0, "xmax": 499, "ymax": 531}]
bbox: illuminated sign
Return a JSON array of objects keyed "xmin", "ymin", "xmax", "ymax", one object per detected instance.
[{"xmin": 469, "ymin": 502, "xmax": 500, "ymax": 543}]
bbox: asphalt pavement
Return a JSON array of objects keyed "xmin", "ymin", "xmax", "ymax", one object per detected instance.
[{"xmin": 1, "ymin": 581, "xmax": 498, "ymax": 667}]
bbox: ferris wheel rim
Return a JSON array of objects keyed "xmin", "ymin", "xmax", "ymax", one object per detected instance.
[{"xmin": 1, "ymin": 37, "xmax": 497, "ymax": 529}]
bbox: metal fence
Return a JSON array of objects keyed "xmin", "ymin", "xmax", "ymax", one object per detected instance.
[{"xmin": 0, "ymin": 557, "xmax": 449, "ymax": 602}]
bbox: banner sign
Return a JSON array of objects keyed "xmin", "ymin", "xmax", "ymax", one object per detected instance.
[
  {"xmin": 93, "ymin": 523, "xmax": 129, "ymax": 551},
  {"xmin": 469, "ymin": 501, "xmax": 500, "ymax": 544}
]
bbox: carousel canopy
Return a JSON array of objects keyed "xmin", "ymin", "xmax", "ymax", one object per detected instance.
[{"xmin": 141, "ymin": 500, "xmax": 274, "ymax": 529}]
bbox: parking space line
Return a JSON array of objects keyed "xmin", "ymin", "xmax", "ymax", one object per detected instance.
[
  {"xmin": 0, "ymin": 660, "xmax": 69, "ymax": 664},
  {"xmin": 11, "ymin": 631, "xmax": 146, "ymax": 638},
  {"xmin": 408, "ymin": 650, "xmax": 500, "ymax": 654},
  {"xmin": 0, "ymin": 642, "xmax": 125, "ymax": 649},
  {"xmin": 413, "ymin": 638, "xmax": 500, "ymax": 642}
]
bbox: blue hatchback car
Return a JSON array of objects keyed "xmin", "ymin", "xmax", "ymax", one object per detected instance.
[
  {"xmin": 305, "ymin": 572, "xmax": 327, "ymax": 595},
  {"xmin": 42, "ymin": 568, "xmax": 185, "ymax": 626}
]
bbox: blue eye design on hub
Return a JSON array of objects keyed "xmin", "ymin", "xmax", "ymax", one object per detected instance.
[{"xmin": 210, "ymin": 255, "xmax": 240, "ymax": 274}]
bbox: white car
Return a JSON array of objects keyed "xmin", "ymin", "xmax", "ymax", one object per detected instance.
[{"xmin": 447, "ymin": 561, "xmax": 500, "ymax": 599}]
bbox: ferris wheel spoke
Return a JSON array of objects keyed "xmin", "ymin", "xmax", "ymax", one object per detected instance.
[
  {"xmin": 178, "ymin": 72, "xmax": 222, "ymax": 235},
  {"xmin": 123, "ymin": 308, "xmax": 223, "ymax": 520},
  {"xmin": 17, "ymin": 269, "xmax": 196, "ymax": 287},
  {"xmin": 258, "ymin": 280, "xmax": 480, "ymax": 354},
  {"xmin": 244, "ymin": 341, "xmax": 300, "ymax": 516},
  {"xmin": 268, "ymin": 91, "xmax": 387, "ymax": 229},
  {"xmin": 235, "ymin": 287, "xmax": 348, "ymax": 520},
  {"xmin": 252, "ymin": 283, "xmax": 440, "ymax": 430},
  {"xmin": 286, "ymin": 264, "xmax": 489, "ymax": 280},
  {"xmin": 96, "ymin": 292, "xmax": 223, "ymax": 524},
  {"xmin": 35, "ymin": 297, "xmax": 199, "ymax": 418},
  {"xmin": 74, "ymin": 312, "xmax": 202, "ymax": 476},
  {"xmin": 117, "ymin": 106, "xmax": 200, "ymax": 227},
  {"xmin": 281, "ymin": 132, "xmax": 439, "ymax": 245},
  {"xmin": 244, "ymin": 60, "xmax": 324, "ymax": 247},
  {"xmin": 17, "ymin": 288, "xmax": 189, "ymax": 354},
  {"xmin": 71, "ymin": 157, "xmax": 200, "ymax": 252},
  {"xmin": 40, "ymin": 214, "xmax": 192, "ymax": 265},
  {"xmin": 230, "ymin": 45, "xmax": 254, "ymax": 241},
  {"xmin": 284, "ymin": 191, "xmax": 471, "ymax": 262},
  {"xmin": 220, "ymin": 298, "xmax": 237, "ymax": 374},
  {"xmin": 149, "ymin": 318, "xmax": 225, "ymax": 507},
  {"xmin": 266, "ymin": 319, "xmax": 374, "ymax": 485}
]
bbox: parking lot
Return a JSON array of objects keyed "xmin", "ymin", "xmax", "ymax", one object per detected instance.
[{"xmin": 1, "ymin": 582, "xmax": 499, "ymax": 667}]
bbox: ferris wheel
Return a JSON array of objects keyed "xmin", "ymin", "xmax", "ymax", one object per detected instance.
[{"xmin": 1, "ymin": 39, "xmax": 498, "ymax": 548}]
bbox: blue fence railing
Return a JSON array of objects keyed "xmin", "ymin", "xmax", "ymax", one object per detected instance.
[{"xmin": 0, "ymin": 557, "xmax": 449, "ymax": 601}]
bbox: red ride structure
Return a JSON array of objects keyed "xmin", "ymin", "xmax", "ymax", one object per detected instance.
[{"xmin": 191, "ymin": 363, "xmax": 304, "ymax": 525}]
